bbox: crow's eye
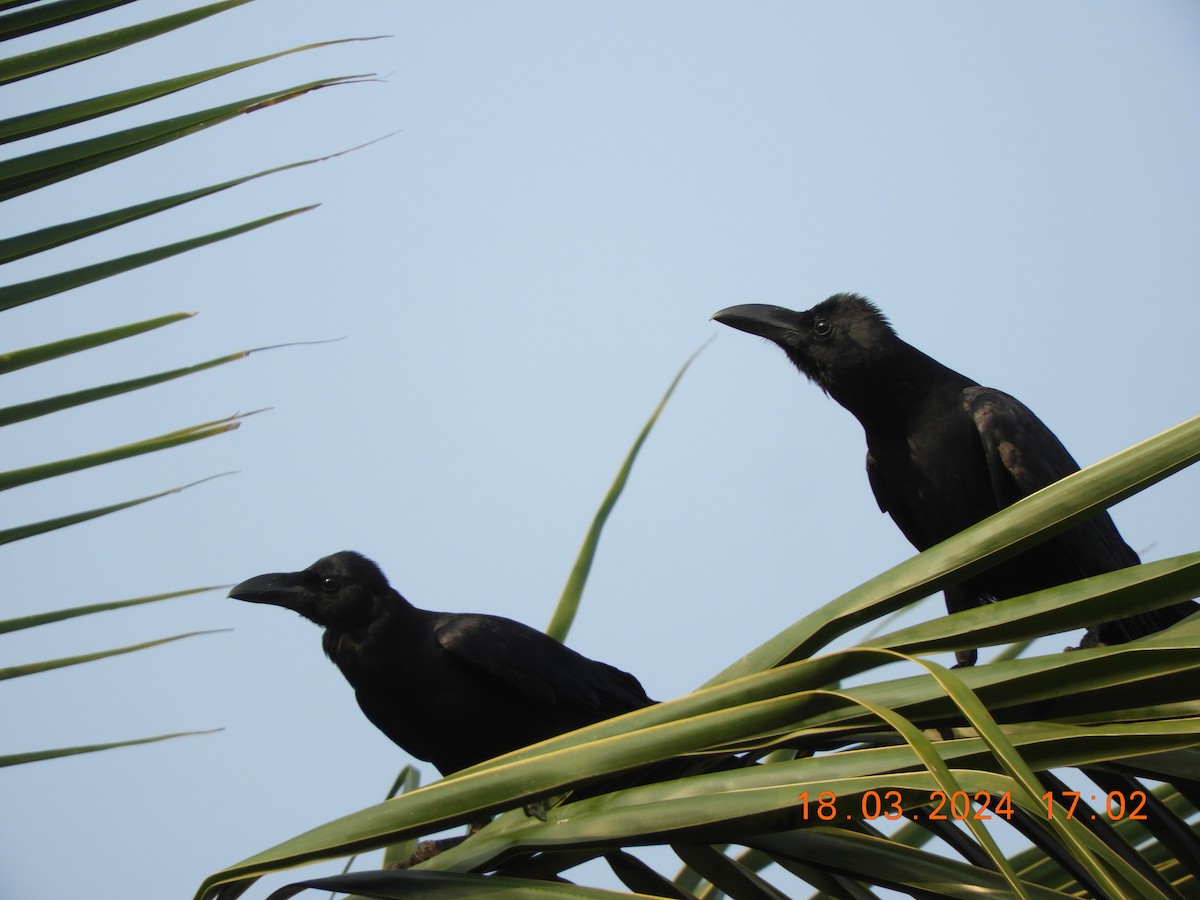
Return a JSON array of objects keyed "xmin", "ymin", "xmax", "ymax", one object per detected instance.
[
  {"xmin": 322, "ymin": 576, "xmax": 341, "ymax": 593},
  {"xmin": 813, "ymin": 318, "xmax": 832, "ymax": 338}
]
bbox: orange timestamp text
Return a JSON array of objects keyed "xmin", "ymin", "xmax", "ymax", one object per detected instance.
[{"xmin": 798, "ymin": 789, "xmax": 1149, "ymax": 822}]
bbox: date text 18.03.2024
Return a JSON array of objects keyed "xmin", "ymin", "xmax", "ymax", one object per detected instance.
[{"xmin": 797, "ymin": 789, "xmax": 1149, "ymax": 822}]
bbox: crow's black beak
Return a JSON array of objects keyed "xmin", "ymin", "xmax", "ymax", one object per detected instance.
[
  {"xmin": 711, "ymin": 304, "xmax": 798, "ymax": 343},
  {"xmin": 228, "ymin": 571, "xmax": 309, "ymax": 612}
]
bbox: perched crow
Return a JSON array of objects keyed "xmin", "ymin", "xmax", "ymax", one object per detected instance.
[
  {"xmin": 714, "ymin": 293, "xmax": 1197, "ymax": 665},
  {"xmin": 229, "ymin": 550, "xmax": 654, "ymax": 775}
]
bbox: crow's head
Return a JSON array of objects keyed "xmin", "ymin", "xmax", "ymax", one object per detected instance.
[
  {"xmin": 229, "ymin": 550, "xmax": 393, "ymax": 630},
  {"xmin": 713, "ymin": 293, "xmax": 899, "ymax": 397}
]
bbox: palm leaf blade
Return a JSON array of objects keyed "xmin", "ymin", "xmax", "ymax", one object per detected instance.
[
  {"xmin": 0, "ymin": 207, "xmax": 313, "ymax": 312},
  {"xmin": 0, "ymin": 730, "xmax": 219, "ymax": 768},
  {"xmin": 0, "ymin": 415, "xmax": 245, "ymax": 493},
  {"xmin": 0, "ymin": 476, "xmax": 231, "ymax": 546},
  {"xmin": 0, "ymin": 313, "xmax": 193, "ymax": 375},
  {"xmin": 0, "ymin": 350, "xmax": 248, "ymax": 426},
  {"xmin": 0, "ymin": 77, "xmax": 363, "ymax": 202},
  {"xmin": 0, "ymin": 0, "xmax": 253, "ymax": 85},
  {"xmin": 1, "ymin": 630, "xmax": 223, "ymax": 680},
  {"xmin": 0, "ymin": 586, "xmax": 220, "ymax": 634},
  {"xmin": 0, "ymin": 38, "xmax": 375, "ymax": 144}
]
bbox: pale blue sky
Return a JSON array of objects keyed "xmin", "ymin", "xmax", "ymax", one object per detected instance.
[{"xmin": 3, "ymin": 3, "xmax": 1199, "ymax": 897}]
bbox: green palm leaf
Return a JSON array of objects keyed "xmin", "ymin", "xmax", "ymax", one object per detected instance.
[
  {"xmin": 197, "ymin": 409, "xmax": 1200, "ymax": 900},
  {"xmin": 710, "ymin": 413, "xmax": 1200, "ymax": 683},
  {"xmin": 1, "ymin": 629, "xmax": 224, "ymax": 681},
  {"xmin": 2, "ymin": 0, "xmax": 375, "ymax": 769},
  {"xmin": 0, "ymin": 585, "xmax": 221, "ymax": 633},
  {"xmin": 547, "ymin": 343, "xmax": 709, "ymax": 641},
  {"xmin": 0, "ymin": 475, "xmax": 231, "ymax": 546},
  {"xmin": 0, "ymin": 730, "xmax": 222, "ymax": 768},
  {"xmin": 0, "ymin": 38, "xmax": 377, "ymax": 143},
  {"xmin": 0, "ymin": 0, "xmax": 252, "ymax": 84},
  {"xmin": 0, "ymin": 313, "xmax": 193, "ymax": 374},
  {"xmin": 0, "ymin": 1, "xmax": 137, "ymax": 43}
]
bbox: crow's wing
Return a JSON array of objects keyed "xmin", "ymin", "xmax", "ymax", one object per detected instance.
[
  {"xmin": 963, "ymin": 386, "xmax": 1083, "ymax": 506},
  {"xmin": 433, "ymin": 613, "xmax": 653, "ymax": 714},
  {"xmin": 960, "ymin": 387, "xmax": 1195, "ymax": 641},
  {"xmin": 964, "ymin": 384, "xmax": 1140, "ymax": 571}
]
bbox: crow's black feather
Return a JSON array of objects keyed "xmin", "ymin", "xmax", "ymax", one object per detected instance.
[
  {"xmin": 229, "ymin": 551, "xmax": 654, "ymax": 775},
  {"xmin": 714, "ymin": 293, "xmax": 1197, "ymax": 665}
]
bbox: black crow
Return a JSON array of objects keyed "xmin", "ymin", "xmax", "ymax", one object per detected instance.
[
  {"xmin": 714, "ymin": 293, "xmax": 1196, "ymax": 665},
  {"xmin": 229, "ymin": 550, "xmax": 654, "ymax": 775}
]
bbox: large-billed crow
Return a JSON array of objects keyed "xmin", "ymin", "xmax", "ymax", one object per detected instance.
[
  {"xmin": 713, "ymin": 293, "xmax": 1196, "ymax": 665},
  {"xmin": 229, "ymin": 550, "xmax": 654, "ymax": 775}
]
